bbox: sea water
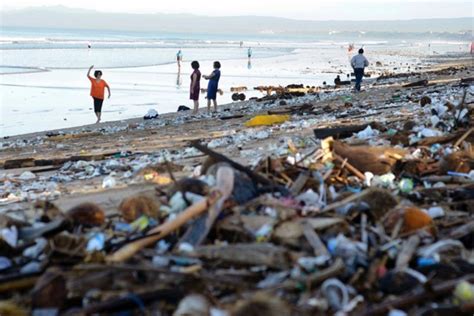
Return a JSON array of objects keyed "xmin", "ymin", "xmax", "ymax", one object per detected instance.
[{"xmin": 0, "ymin": 27, "xmax": 470, "ymax": 136}]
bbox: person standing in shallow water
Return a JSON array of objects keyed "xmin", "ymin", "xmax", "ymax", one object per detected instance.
[
  {"xmin": 87, "ymin": 65, "xmax": 111, "ymax": 123},
  {"xmin": 203, "ymin": 61, "xmax": 221, "ymax": 114},
  {"xmin": 351, "ymin": 48, "xmax": 369, "ymax": 92},
  {"xmin": 190, "ymin": 61, "xmax": 201, "ymax": 114}
]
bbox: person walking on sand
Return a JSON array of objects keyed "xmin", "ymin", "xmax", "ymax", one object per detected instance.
[
  {"xmin": 190, "ymin": 61, "xmax": 201, "ymax": 114},
  {"xmin": 87, "ymin": 65, "xmax": 110, "ymax": 123},
  {"xmin": 203, "ymin": 61, "xmax": 221, "ymax": 114},
  {"xmin": 351, "ymin": 48, "xmax": 369, "ymax": 92}
]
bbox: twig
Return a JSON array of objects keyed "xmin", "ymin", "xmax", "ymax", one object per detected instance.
[
  {"xmin": 321, "ymin": 188, "xmax": 372, "ymax": 213},
  {"xmin": 191, "ymin": 141, "xmax": 275, "ymax": 187},
  {"xmin": 357, "ymin": 274, "xmax": 474, "ymax": 316},
  {"xmin": 290, "ymin": 172, "xmax": 310, "ymax": 195},
  {"xmin": 334, "ymin": 154, "xmax": 366, "ymax": 181},
  {"xmin": 81, "ymin": 288, "xmax": 184, "ymax": 315},
  {"xmin": 279, "ymin": 258, "xmax": 345, "ymax": 291},
  {"xmin": 164, "ymin": 159, "xmax": 177, "ymax": 183},
  {"xmin": 395, "ymin": 235, "xmax": 420, "ymax": 269},
  {"xmin": 454, "ymin": 88, "xmax": 468, "ymax": 128},
  {"xmin": 454, "ymin": 127, "xmax": 474, "ymax": 148},
  {"xmin": 302, "ymin": 221, "xmax": 330, "ymax": 257}
]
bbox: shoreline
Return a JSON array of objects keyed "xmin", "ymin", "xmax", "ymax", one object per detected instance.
[
  {"xmin": 2, "ymin": 42, "xmax": 470, "ymax": 136},
  {"xmin": 2, "ymin": 53, "xmax": 471, "ymax": 141}
]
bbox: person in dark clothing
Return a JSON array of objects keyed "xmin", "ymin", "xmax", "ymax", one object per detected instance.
[
  {"xmin": 190, "ymin": 61, "xmax": 201, "ymax": 114},
  {"xmin": 350, "ymin": 48, "xmax": 369, "ymax": 92},
  {"xmin": 203, "ymin": 61, "xmax": 221, "ymax": 113},
  {"xmin": 334, "ymin": 75, "xmax": 341, "ymax": 86}
]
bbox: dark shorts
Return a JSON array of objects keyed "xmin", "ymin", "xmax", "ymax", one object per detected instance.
[{"xmin": 93, "ymin": 97, "xmax": 104, "ymax": 113}]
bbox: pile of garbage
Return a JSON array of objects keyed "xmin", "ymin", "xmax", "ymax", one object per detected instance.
[{"xmin": 1, "ymin": 127, "xmax": 474, "ymax": 315}]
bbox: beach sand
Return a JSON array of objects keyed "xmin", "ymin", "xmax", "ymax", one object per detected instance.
[{"xmin": 2, "ymin": 41, "xmax": 467, "ymax": 137}]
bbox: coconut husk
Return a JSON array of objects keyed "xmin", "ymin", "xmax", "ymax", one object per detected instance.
[
  {"xmin": 119, "ymin": 195, "xmax": 160, "ymax": 222},
  {"xmin": 439, "ymin": 150, "xmax": 474, "ymax": 175},
  {"xmin": 332, "ymin": 140, "xmax": 406, "ymax": 175},
  {"xmin": 66, "ymin": 203, "xmax": 105, "ymax": 227}
]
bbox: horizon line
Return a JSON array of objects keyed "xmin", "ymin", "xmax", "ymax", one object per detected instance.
[{"xmin": 2, "ymin": 5, "xmax": 473, "ymax": 23}]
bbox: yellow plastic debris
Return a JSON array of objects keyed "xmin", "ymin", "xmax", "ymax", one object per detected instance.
[
  {"xmin": 143, "ymin": 171, "xmax": 172, "ymax": 185},
  {"xmin": 453, "ymin": 281, "xmax": 474, "ymax": 304},
  {"xmin": 244, "ymin": 115, "xmax": 290, "ymax": 127}
]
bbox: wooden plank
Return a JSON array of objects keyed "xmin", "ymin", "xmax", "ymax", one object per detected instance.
[
  {"xmin": 3, "ymin": 158, "xmax": 35, "ymax": 169},
  {"xmin": 54, "ymin": 183, "xmax": 157, "ymax": 214},
  {"xmin": 0, "ymin": 165, "xmax": 61, "ymax": 177},
  {"xmin": 313, "ymin": 124, "xmax": 370, "ymax": 139}
]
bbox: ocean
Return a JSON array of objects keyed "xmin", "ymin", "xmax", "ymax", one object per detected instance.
[{"xmin": 0, "ymin": 27, "xmax": 470, "ymax": 137}]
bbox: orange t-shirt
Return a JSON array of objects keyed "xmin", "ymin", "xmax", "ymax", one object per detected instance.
[{"xmin": 88, "ymin": 76, "xmax": 109, "ymax": 99}]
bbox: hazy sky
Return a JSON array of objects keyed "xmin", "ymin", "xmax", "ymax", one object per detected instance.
[{"xmin": 2, "ymin": 0, "xmax": 473, "ymax": 20}]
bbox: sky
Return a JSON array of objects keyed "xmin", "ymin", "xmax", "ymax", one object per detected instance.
[{"xmin": 1, "ymin": 0, "xmax": 473, "ymax": 20}]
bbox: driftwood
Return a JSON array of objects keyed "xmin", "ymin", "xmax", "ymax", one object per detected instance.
[
  {"xmin": 313, "ymin": 124, "xmax": 371, "ymax": 139},
  {"xmin": 395, "ymin": 235, "xmax": 420, "ymax": 269},
  {"xmin": 254, "ymin": 85, "xmax": 318, "ymax": 96},
  {"xmin": 193, "ymin": 243, "xmax": 291, "ymax": 269},
  {"xmin": 0, "ymin": 272, "xmax": 40, "ymax": 294},
  {"xmin": 178, "ymin": 167, "xmax": 235, "ymax": 247},
  {"xmin": 302, "ymin": 221, "xmax": 329, "ymax": 257},
  {"xmin": 220, "ymin": 114, "xmax": 244, "ymax": 120},
  {"xmin": 403, "ymin": 80, "xmax": 429, "ymax": 88},
  {"xmin": 279, "ymin": 258, "xmax": 345, "ymax": 290},
  {"xmin": 230, "ymin": 86, "xmax": 248, "ymax": 92},
  {"xmin": 191, "ymin": 141, "xmax": 278, "ymax": 188},
  {"xmin": 3, "ymin": 158, "xmax": 35, "ymax": 169},
  {"xmin": 2, "ymin": 152, "xmax": 119, "ymax": 170},
  {"xmin": 289, "ymin": 172, "xmax": 310, "ymax": 195},
  {"xmin": 81, "ymin": 288, "xmax": 184, "ymax": 315}
]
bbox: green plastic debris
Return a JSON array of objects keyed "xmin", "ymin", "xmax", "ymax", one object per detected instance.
[{"xmin": 399, "ymin": 178, "xmax": 414, "ymax": 193}]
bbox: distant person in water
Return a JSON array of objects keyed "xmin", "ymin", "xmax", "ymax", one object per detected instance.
[
  {"xmin": 176, "ymin": 50, "xmax": 183, "ymax": 69},
  {"xmin": 203, "ymin": 61, "xmax": 221, "ymax": 113},
  {"xmin": 334, "ymin": 75, "xmax": 341, "ymax": 86},
  {"xmin": 190, "ymin": 61, "xmax": 201, "ymax": 114},
  {"xmin": 350, "ymin": 48, "xmax": 369, "ymax": 92},
  {"xmin": 248, "ymin": 47, "xmax": 252, "ymax": 59},
  {"xmin": 87, "ymin": 65, "xmax": 111, "ymax": 123}
]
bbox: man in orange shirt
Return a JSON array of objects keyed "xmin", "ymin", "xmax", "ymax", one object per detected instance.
[{"xmin": 87, "ymin": 65, "xmax": 111, "ymax": 123}]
